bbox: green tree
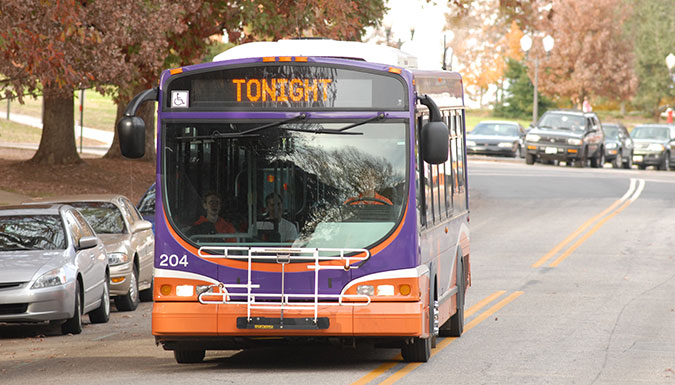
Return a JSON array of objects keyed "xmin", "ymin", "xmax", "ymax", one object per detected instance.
[
  {"xmin": 495, "ymin": 58, "xmax": 551, "ymax": 120},
  {"xmin": 628, "ymin": 0, "xmax": 675, "ymax": 119}
]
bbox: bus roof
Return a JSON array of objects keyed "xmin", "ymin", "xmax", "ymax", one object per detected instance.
[{"xmin": 213, "ymin": 39, "xmax": 418, "ymax": 69}]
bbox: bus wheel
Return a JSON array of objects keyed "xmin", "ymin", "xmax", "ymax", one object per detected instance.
[
  {"xmin": 174, "ymin": 349, "xmax": 205, "ymax": 364},
  {"xmin": 440, "ymin": 255, "xmax": 464, "ymax": 337},
  {"xmin": 401, "ymin": 336, "xmax": 431, "ymax": 362}
]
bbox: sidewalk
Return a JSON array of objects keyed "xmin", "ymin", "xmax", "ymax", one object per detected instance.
[
  {"xmin": 0, "ymin": 190, "xmax": 31, "ymax": 206},
  {"xmin": 4, "ymin": 113, "xmax": 113, "ymax": 156}
]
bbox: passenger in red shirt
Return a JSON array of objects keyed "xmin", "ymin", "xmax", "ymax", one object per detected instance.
[{"xmin": 191, "ymin": 192, "xmax": 236, "ymax": 241}]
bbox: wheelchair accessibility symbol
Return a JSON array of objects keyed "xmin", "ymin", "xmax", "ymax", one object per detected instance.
[{"xmin": 171, "ymin": 90, "xmax": 189, "ymax": 108}]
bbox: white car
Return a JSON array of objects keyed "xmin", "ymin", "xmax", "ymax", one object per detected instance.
[
  {"xmin": 0, "ymin": 204, "xmax": 110, "ymax": 334},
  {"xmin": 28, "ymin": 195, "xmax": 154, "ymax": 311}
]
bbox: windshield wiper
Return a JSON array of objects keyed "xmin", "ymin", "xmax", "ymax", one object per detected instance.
[
  {"xmin": 240, "ymin": 113, "xmax": 307, "ymax": 135},
  {"xmin": 176, "ymin": 113, "xmax": 308, "ymax": 141},
  {"xmin": 284, "ymin": 112, "xmax": 386, "ymax": 135}
]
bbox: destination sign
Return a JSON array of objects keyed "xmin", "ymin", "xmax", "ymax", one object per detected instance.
[
  {"xmin": 231, "ymin": 78, "xmax": 333, "ymax": 103},
  {"xmin": 166, "ymin": 64, "xmax": 407, "ymax": 111}
]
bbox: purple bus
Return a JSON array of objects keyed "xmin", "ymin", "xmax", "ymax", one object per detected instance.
[{"xmin": 117, "ymin": 39, "xmax": 470, "ymax": 364}]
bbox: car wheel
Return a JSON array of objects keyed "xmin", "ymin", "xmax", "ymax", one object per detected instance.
[
  {"xmin": 591, "ymin": 148, "xmax": 604, "ymax": 168},
  {"xmin": 174, "ymin": 349, "xmax": 206, "ymax": 364},
  {"xmin": 62, "ymin": 280, "xmax": 83, "ymax": 335},
  {"xmin": 575, "ymin": 148, "xmax": 587, "ymax": 168},
  {"xmin": 612, "ymin": 150, "xmax": 622, "ymax": 168},
  {"xmin": 139, "ymin": 279, "xmax": 154, "ymax": 302},
  {"xmin": 514, "ymin": 145, "xmax": 522, "ymax": 158},
  {"xmin": 115, "ymin": 266, "xmax": 140, "ymax": 311},
  {"xmin": 659, "ymin": 152, "xmax": 670, "ymax": 171},
  {"xmin": 623, "ymin": 152, "xmax": 633, "ymax": 169},
  {"xmin": 525, "ymin": 153, "xmax": 535, "ymax": 165},
  {"xmin": 89, "ymin": 277, "xmax": 110, "ymax": 324}
]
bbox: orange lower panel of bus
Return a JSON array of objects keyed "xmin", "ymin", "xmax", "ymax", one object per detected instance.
[{"xmin": 152, "ymin": 301, "xmax": 427, "ymax": 337}]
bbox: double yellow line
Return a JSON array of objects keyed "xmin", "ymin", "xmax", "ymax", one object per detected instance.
[
  {"xmin": 352, "ymin": 290, "xmax": 523, "ymax": 385},
  {"xmin": 532, "ymin": 178, "xmax": 645, "ymax": 268}
]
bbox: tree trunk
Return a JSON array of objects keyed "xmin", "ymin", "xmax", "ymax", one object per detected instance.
[
  {"xmin": 30, "ymin": 85, "xmax": 82, "ymax": 165},
  {"xmin": 105, "ymin": 86, "xmax": 156, "ymax": 162}
]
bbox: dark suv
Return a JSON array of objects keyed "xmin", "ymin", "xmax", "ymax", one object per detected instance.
[{"xmin": 524, "ymin": 110, "xmax": 605, "ymax": 168}]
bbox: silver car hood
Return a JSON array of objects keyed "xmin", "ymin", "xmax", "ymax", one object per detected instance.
[
  {"xmin": 97, "ymin": 233, "xmax": 129, "ymax": 253},
  {"xmin": 0, "ymin": 250, "xmax": 66, "ymax": 283}
]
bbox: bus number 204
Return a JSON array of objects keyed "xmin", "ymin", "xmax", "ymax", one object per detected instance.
[{"xmin": 159, "ymin": 254, "xmax": 189, "ymax": 267}]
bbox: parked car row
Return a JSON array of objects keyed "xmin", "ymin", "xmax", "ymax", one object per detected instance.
[
  {"xmin": 0, "ymin": 194, "xmax": 155, "ymax": 335},
  {"xmin": 468, "ymin": 109, "xmax": 675, "ymax": 171}
]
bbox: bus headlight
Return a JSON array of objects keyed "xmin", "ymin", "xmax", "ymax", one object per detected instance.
[
  {"xmin": 357, "ymin": 285, "xmax": 375, "ymax": 296},
  {"xmin": 176, "ymin": 285, "xmax": 194, "ymax": 297}
]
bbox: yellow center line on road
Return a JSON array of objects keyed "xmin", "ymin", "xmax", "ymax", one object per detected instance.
[
  {"xmin": 353, "ymin": 291, "xmax": 523, "ymax": 385},
  {"xmin": 531, "ymin": 178, "xmax": 642, "ymax": 268},
  {"xmin": 549, "ymin": 199, "xmax": 633, "ymax": 267}
]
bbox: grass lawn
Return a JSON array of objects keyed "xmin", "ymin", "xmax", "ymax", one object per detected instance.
[{"xmin": 9, "ymin": 89, "xmax": 117, "ymax": 132}]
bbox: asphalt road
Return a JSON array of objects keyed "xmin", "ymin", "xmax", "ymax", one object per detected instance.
[{"xmin": 1, "ymin": 158, "xmax": 674, "ymax": 384}]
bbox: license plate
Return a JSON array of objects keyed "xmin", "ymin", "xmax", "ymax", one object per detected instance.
[
  {"xmin": 633, "ymin": 155, "xmax": 643, "ymax": 162},
  {"xmin": 545, "ymin": 147, "xmax": 558, "ymax": 154}
]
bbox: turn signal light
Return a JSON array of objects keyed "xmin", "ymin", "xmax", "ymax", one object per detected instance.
[
  {"xmin": 160, "ymin": 285, "xmax": 172, "ymax": 296},
  {"xmin": 111, "ymin": 277, "xmax": 125, "ymax": 284},
  {"xmin": 399, "ymin": 284, "xmax": 411, "ymax": 296}
]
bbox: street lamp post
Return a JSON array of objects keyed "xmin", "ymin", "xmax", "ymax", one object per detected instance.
[
  {"xmin": 521, "ymin": 34, "xmax": 555, "ymax": 125},
  {"xmin": 666, "ymin": 53, "xmax": 675, "ymax": 123}
]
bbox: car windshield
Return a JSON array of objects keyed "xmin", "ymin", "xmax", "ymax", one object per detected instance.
[
  {"xmin": 138, "ymin": 185, "xmax": 156, "ymax": 216},
  {"xmin": 163, "ymin": 120, "xmax": 407, "ymax": 250},
  {"xmin": 603, "ymin": 126, "xmax": 619, "ymax": 139},
  {"xmin": 68, "ymin": 202, "xmax": 126, "ymax": 234},
  {"xmin": 631, "ymin": 126, "xmax": 669, "ymax": 140},
  {"xmin": 0, "ymin": 215, "xmax": 66, "ymax": 251},
  {"xmin": 471, "ymin": 123, "xmax": 519, "ymax": 137},
  {"xmin": 538, "ymin": 113, "xmax": 585, "ymax": 131}
]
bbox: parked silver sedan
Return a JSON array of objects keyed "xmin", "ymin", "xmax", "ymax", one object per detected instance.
[
  {"xmin": 0, "ymin": 204, "xmax": 110, "ymax": 334},
  {"xmin": 28, "ymin": 195, "xmax": 154, "ymax": 311},
  {"xmin": 467, "ymin": 120, "xmax": 526, "ymax": 158}
]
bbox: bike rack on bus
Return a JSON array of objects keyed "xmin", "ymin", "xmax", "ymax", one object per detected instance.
[{"xmin": 196, "ymin": 246, "xmax": 371, "ymax": 327}]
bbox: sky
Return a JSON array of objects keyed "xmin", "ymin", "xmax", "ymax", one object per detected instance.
[{"xmin": 366, "ymin": 0, "xmax": 453, "ymax": 70}]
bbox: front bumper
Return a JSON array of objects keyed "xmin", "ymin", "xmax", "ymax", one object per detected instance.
[
  {"xmin": 526, "ymin": 143, "xmax": 583, "ymax": 161},
  {"xmin": 632, "ymin": 151, "xmax": 665, "ymax": 166},
  {"xmin": 109, "ymin": 262, "xmax": 133, "ymax": 296},
  {"xmin": 0, "ymin": 280, "xmax": 76, "ymax": 322},
  {"xmin": 152, "ymin": 300, "xmax": 426, "ymax": 346},
  {"xmin": 467, "ymin": 145, "xmax": 517, "ymax": 156}
]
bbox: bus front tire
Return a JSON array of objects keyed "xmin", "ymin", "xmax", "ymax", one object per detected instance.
[
  {"xmin": 174, "ymin": 349, "xmax": 205, "ymax": 364},
  {"xmin": 401, "ymin": 336, "xmax": 431, "ymax": 362}
]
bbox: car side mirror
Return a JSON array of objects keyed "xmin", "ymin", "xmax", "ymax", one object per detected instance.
[
  {"xmin": 133, "ymin": 220, "xmax": 153, "ymax": 233},
  {"xmin": 77, "ymin": 236, "xmax": 98, "ymax": 250}
]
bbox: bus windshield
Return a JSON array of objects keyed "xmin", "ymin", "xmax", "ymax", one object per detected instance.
[{"xmin": 163, "ymin": 120, "xmax": 407, "ymax": 250}]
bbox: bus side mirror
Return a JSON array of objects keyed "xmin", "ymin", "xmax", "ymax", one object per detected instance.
[
  {"xmin": 116, "ymin": 87, "xmax": 158, "ymax": 159},
  {"xmin": 418, "ymin": 94, "xmax": 449, "ymax": 164},
  {"xmin": 422, "ymin": 121, "xmax": 449, "ymax": 164},
  {"xmin": 117, "ymin": 116, "xmax": 146, "ymax": 159}
]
